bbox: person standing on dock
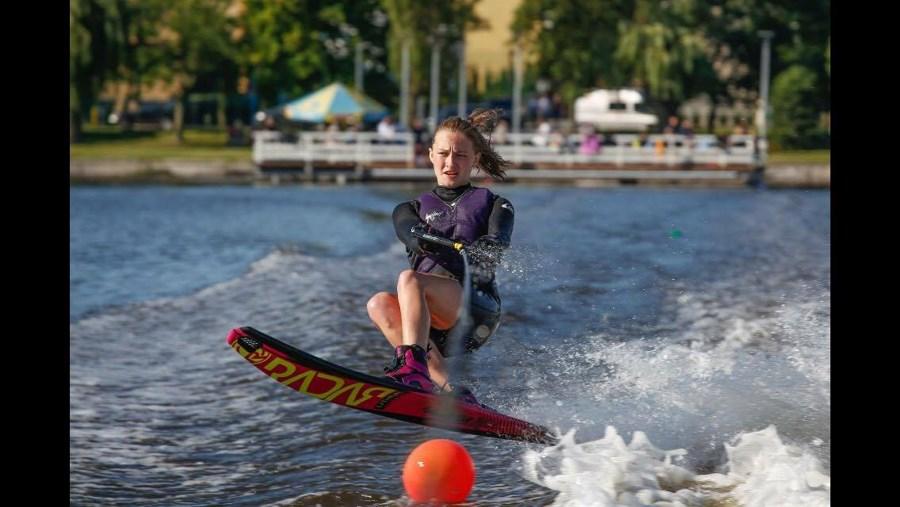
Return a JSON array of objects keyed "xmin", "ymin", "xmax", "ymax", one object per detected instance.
[{"xmin": 377, "ymin": 115, "xmax": 397, "ymax": 144}]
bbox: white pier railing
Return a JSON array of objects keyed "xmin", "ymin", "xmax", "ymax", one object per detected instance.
[
  {"xmin": 494, "ymin": 133, "xmax": 758, "ymax": 167},
  {"xmin": 253, "ymin": 131, "xmax": 759, "ymax": 169},
  {"xmin": 253, "ymin": 131, "xmax": 415, "ymax": 166}
]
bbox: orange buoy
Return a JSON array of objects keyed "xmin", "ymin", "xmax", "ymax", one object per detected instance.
[{"xmin": 402, "ymin": 439, "xmax": 476, "ymax": 503}]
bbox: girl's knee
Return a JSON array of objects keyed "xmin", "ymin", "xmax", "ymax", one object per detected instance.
[
  {"xmin": 396, "ymin": 269, "xmax": 421, "ymax": 292},
  {"xmin": 367, "ymin": 292, "xmax": 395, "ymax": 322}
]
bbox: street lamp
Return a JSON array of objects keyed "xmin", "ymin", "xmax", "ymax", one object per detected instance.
[
  {"xmin": 757, "ymin": 30, "xmax": 774, "ymax": 164},
  {"xmin": 354, "ymin": 40, "xmax": 385, "ymax": 94},
  {"xmin": 399, "ymin": 38, "xmax": 411, "ymax": 128},
  {"xmin": 428, "ymin": 24, "xmax": 450, "ymax": 133},
  {"xmin": 512, "ymin": 43, "xmax": 524, "ymax": 136},
  {"xmin": 355, "ymin": 41, "xmax": 367, "ymax": 92},
  {"xmin": 457, "ymin": 38, "xmax": 467, "ymax": 118}
]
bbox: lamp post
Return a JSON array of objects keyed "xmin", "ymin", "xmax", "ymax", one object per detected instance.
[
  {"xmin": 429, "ymin": 42, "xmax": 441, "ymax": 133},
  {"xmin": 757, "ymin": 30, "xmax": 774, "ymax": 164},
  {"xmin": 428, "ymin": 24, "xmax": 449, "ymax": 134},
  {"xmin": 458, "ymin": 38, "xmax": 467, "ymax": 118},
  {"xmin": 512, "ymin": 43, "xmax": 524, "ymax": 136},
  {"xmin": 355, "ymin": 41, "xmax": 365, "ymax": 92},
  {"xmin": 400, "ymin": 39, "xmax": 410, "ymax": 128}
]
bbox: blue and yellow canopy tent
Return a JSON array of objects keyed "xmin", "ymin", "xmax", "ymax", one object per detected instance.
[{"xmin": 281, "ymin": 83, "xmax": 388, "ymax": 124}]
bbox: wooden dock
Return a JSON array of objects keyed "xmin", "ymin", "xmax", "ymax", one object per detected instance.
[
  {"xmin": 254, "ymin": 131, "xmax": 761, "ymax": 186},
  {"xmin": 71, "ymin": 132, "xmax": 830, "ymax": 188}
]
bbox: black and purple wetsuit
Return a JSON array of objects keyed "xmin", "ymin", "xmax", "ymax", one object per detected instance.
[{"xmin": 392, "ymin": 183, "xmax": 515, "ymax": 356}]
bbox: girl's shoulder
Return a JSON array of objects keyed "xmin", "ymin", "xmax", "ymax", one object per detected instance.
[
  {"xmin": 471, "ymin": 185, "xmax": 505, "ymax": 199},
  {"xmin": 474, "ymin": 186, "xmax": 512, "ymax": 205},
  {"xmin": 394, "ymin": 199, "xmax": 419, "ymax": 213}
]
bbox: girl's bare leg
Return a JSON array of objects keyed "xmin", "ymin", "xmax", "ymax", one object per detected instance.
[
  {"xmin": 367, "ymin": 271, "xmax": 461, "ymax": 390},
  {"xmin": 395, "ymin": 269, "xmax": 461, "ymax": 349}
]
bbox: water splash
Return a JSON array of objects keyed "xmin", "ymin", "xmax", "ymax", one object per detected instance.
[{"xmin": 522, "ymin": 425, "xmax": 829, "ymax": 506}]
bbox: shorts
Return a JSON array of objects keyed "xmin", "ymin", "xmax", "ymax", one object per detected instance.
[{"xmin": 428, "ymin": 283, "xmax": 502, "ymax": 357}]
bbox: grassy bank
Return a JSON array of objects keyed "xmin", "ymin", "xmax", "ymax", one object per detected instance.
[
  {"xmin": 71, "ymin": 125, "xmax": 830, "ymax": 166},
  {"xmin": 70, "ymin": 126, "xmax": 251, "ymax": 161},
  {"xmin": 766, "ymin": 150, "xmax": 830, "ymax": 165}
]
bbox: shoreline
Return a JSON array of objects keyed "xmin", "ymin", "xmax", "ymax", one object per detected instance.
[
  {"xmin": 69, "ymin": 158, "xmax": 259, "ymax": 185},
  {"xmin": 69, "ymin": 158, "xmax": 830, "ymax": 188}
]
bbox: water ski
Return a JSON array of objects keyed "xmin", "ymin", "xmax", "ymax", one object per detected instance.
[{"xmin": 227, "ymin": 326, "xmax": 557, "ymax": 445}]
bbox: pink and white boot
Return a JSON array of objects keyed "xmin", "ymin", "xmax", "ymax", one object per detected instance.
[{"xmin": 384, "ymin": 345, "xmax": 436, "ymax": 392}]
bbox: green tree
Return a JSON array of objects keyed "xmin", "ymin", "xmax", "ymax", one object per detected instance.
[
  {"xmin": 699, "ymin": 0, "xmax": 830, "ymax": 134},
  {"xmin": 511, "ymin": 0, "xmax": 633, "ymax": 108},
  {"xmin": 382, "ymin": 0, "xmax": 485, "ymax": 124},
  {"xmin": 119, "ymin": 0, "xmax": 236, "ymax": 142},
  {"xmin": 770, "ymin": 65, "xmax": 823, "ymax": 149},
  {"xmin": 510, "ymin": 0, "xmax": 830, "ymax": 145},
  {"xmin": 238, "ymin": 0, "xmax": 394, "ymax": 111},
  {"xmin": 614, "ymin": 0, "xmax": 713, "ymax": 118},
  {"xmin": 70, "ymin": 0, "xmax": 126, "ymax": 142},
  {"xmin": 315, "ymin": 1, "xmax": 395, "ymax": 109},
  {"xmin": 240, "ymin": 0, "xmax": 326, "ymax": 106},
  {"xmin": 480, "ymin": 68, "xmax": 514, "ymax": 102},
  {"xmin": 118, "ymin": 0, "xmax": 171, "ymax": 122}
]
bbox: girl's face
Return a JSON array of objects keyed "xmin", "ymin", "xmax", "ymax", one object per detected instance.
[{"xmin": 429, "ymin": 129, "xmax": 480, "ymax": 188}]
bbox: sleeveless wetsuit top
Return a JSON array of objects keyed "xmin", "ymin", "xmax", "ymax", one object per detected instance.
[{"xmin": 412, "ymin": 186, "xmax": 495, "ymax": 280}]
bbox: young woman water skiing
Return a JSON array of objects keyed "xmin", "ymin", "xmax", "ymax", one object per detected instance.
[{"xmin": 366, "ymin": 109, "xmax": 514, "ymax": 405}]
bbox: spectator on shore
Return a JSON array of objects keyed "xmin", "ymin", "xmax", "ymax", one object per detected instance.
[
  {"xmin": 662, "ymin": 115, "xmax": 682, "ymax": 135},
  {"xmin": 548, "ymin": 122, "xmax": 567, "ymax": 152},
  {"xmin": 411, "ymin": 117, "xmax": 428, "ymax": 144},
  {"xmin": 526, "ymin": 96, "xmax": 539, "ymax": 119},
  {"xmin": 552, "ymin": 92, "xmax": 564, "ymax": 119},
  {"xmin": 654, "ymin": 136, "xmax": 666, "ymax": 157},
  {"xmin": 537, "ymin": 94, "xmax": 553, "ymax": 119},
  {"xmin": 578, "ymin": 125, "xmax": 601, "ymax": 156},
  {"xmin": 353, "ymin": 122, "xmax": 366, "ymax": 144},
  {"xmin": 681, "ymin": 119, "xmax": 695, "ymax": 149},
  {"xmin": 633, "ymin": 133, "xmax": 649, "ymax": 149},
  {"xmin": 227, "ymin": 120, "xmax": 248, "ymax": 146},
  {"xmin": 411, "ymin": 117, "xmax": 428, "ymax": 166},
  {"xmin": 377, "ymin": 115, "xmax": 397, "ymax": 143},
  {"xmin": 325, "ymin": 120, "xmax": 340, "ymax": 146},
  {"xmin": 493, "ymin": 118, "xmax": 509, "ymax": 145},
  {"xmin": 727, "ymin": 119, "xmax": 752, "ymax": 152},
  {"xmin": 732, "ymin": 119, "xmax": 750, "ymax": 135},
  {"xmin": 532, "ymin": 117, "xmax": 552, "ymax": 147}
]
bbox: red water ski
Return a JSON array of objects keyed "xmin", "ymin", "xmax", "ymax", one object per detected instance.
[{"xmin": 227, "ymin": 326, "xmax": 557, "ymax": 445}]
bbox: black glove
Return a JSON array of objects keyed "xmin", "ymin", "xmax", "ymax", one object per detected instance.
[
  {"xmin": 409, "ymin": 223, "xmax": 439, "ymax": 255},
  {"xmin": 468, "ymin": 236, "xmax": 504, "ymax": 283}
]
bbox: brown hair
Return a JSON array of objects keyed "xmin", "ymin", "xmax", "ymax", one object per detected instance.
[{"xmin": 432, "ymin": 108, "xmax": 510, "ymax": 181}]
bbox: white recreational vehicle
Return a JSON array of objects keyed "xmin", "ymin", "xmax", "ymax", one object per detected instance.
[{"xmin": 574, "ymin": 89, "xmax": 658, "ymax": 132}]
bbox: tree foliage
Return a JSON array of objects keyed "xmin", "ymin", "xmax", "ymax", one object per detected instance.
[
  {"xmin": 139, "ymin": 0, "xmax": 237, "ymax": 140},
  {"xmin": 240, "ymin": 0, "xmax": 325, "ymax": 105},
  {"xmin": 70, "ymin": 0, "xmax": 127, "ymax": 141},
  {"xmin": 381, "ymin": 0, "xmax": 484, "ymax": 123},
  {"xmin": 614, "ymin": 0, "xmax": 713, "ymax": 115},
  {"xmin": 511, "ymin": 0, "xmax": 829, "ymax": 145},
  {"xmin": 511, "ymin": 0, "xmax": 633, "ymax": 107},
  {"xmin": 70, "ymin": 0, "xmax": 830, "ymax": 147},
  {"xmin": 770, "ymin": 65, "xmax": 824, "ymax": 149},
  {"xmin": 197, "ymin": 0, "xmax": 394, "ymax": 109}
]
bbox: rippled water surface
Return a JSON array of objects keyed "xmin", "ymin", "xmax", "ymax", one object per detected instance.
[{"xmin": 71, "ymin": 184, "xmax": 830, "ymax": 506}]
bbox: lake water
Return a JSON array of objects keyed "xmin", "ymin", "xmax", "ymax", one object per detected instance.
[{"xmin": 70, "ymin": 183, "xmax": 830, "ymax": 506}]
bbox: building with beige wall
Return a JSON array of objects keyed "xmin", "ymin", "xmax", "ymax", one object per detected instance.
[{"xmin": 465, "ymin": 0, "xmax": 521, "ymax": 92}]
